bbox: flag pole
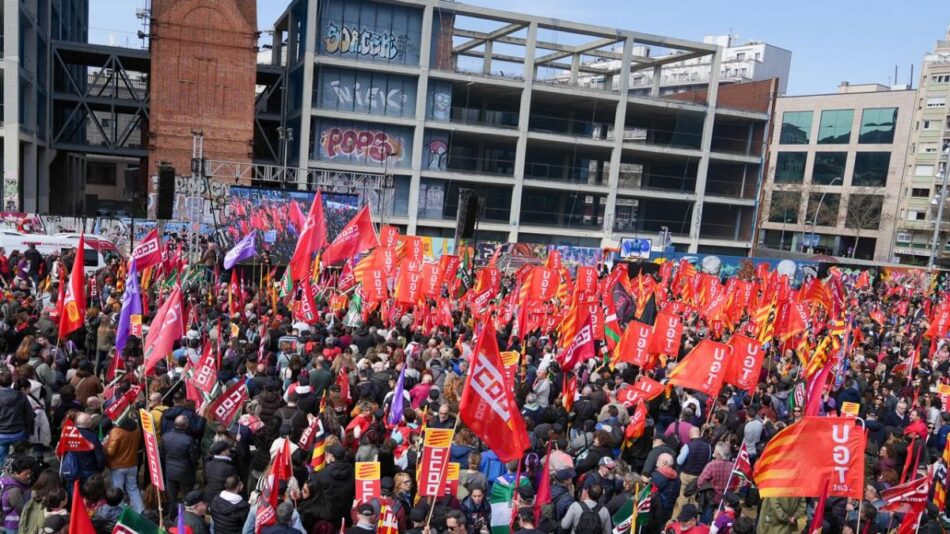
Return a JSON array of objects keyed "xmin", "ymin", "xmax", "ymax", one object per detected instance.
[
  {"xmin": 854, "ymin": 499, "xmax": 862, "ymax": 534},
  {"xmin": 717, "ymin": 447, "xmax": 742, "ymax": 514}
]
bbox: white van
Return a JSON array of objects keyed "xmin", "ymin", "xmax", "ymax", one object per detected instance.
[{"xmin": 0, "ymin": 231, "xmax": 123, "ymax": 274}]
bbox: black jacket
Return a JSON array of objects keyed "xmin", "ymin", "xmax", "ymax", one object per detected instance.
[
  {"xmin": 0, "ymin": 388, "xmax": 34, "ymax": 435},
  {"xmin": 310, "ymin": 460, "xmax": 355, "ymax": 524},
  {"xmin": 575, "ymin": 445, "xmax": 612, "ymax": 475},
  {"xmin": 209, "ymin": 492, "xmax": 250, "ymax": 534},
  {"xmin": 203, "ymin": 455, "xmax": 238, "ymax": 500},
  {"xmin": 160, "ymin": 406, "xmax": 206, "ymax": 440},
  {"xmin": 160, "ymin": 428, "xmax": 198, "ymax": 482}
]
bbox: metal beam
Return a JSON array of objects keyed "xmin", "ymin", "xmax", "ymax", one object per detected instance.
[{"xmin": 453, "ymin": 22, "xmax": 525, "ymax": 54}]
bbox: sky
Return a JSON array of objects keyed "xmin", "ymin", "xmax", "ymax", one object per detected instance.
[{"xmin": 89, "ymin": 0, "xmax": 950, "ymax": 95}]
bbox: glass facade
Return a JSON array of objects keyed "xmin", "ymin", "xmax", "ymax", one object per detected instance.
[
  {"xmin": 775, "ymin": 152, "xmax": 807, "ymax": 183},
  {"xmin": 779, "ymin": 111, "xmax": 813, "ymax": 144},
  {"xmin": 807, "ymin": 193, "xmax": 841, "ymax": 226},
  {"xmin": 816, "ymin": 109, "xmax": 854, "ymax": 144},
  {"xmin": 768, "ymin": 191, "xmax": 802, "ymax": 223},
  {"xmin": 844, "ymin": 194, "xmax": 884, "ymax": 230},
  {"xmin": 858, "ymin": 108, "xmax": 898, "ymax": 144},
  {"xmin": 812, "ymin": 152, "xmax": 847, "ymax": 185},
  {"xmin": 852, "ymin": 152, "xmax": 890, "ymax": 187},
  {"xmin": 417, "ymin": 179, "xmax": 511, "ymax": 222}
]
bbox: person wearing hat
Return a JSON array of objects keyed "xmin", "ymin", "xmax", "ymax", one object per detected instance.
[
  {"xmin": 182, "ymin": 490, "xmax": 210, "ymax": 534},
  {"xmin": 345, "ymin": 503, "xmax": 377, "ymax": 533},
  {"xmin": 204, "ymin": 440, "xmax": 238, "ymax": 502},
  {"xmin": 582, "ymin": 456, "xmax": 622, "ymax": 504},
  {"xmin": 549, "ymin": 469, "xmax": 577, "ymax": 524},
  {"xmin": 665, "ymin": 504, "xmax": 709, "ymax": 534},
  {"xmin": 404, "ymin": 505, "xmax": 429, "ymax": 534}
]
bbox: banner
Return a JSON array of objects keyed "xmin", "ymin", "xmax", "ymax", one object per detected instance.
[
  {"xmin": 193, "ymin": 344, "xmax": 218, "ymax": 395},
  {"xmin": 131, "ymin": 229, "xmax": 162, "ymax": 270},
  {"xmin": 616, "ymin": 377, "xmax": 664, "ymax": 408},
  {"xmin": 724, "ymin": 334, "xmax": 764, "ymax": 394},
  {"xmin": 418, "ymin": 428, "xmax": 454, "ymax": 497},
  {"xmin": 651, "ymin": 311, "xmax": 683, "ymax": 357},
  {"xmin": 362, "ymin": 268, "xmax": 388, "ymax": 302},
  {"xmin": 139, "ymin": 409, "xmax": 165, "ymax": 491},
  {"xmin": 355, "ymin": 462, "xmax": 381, "ymax": 504},
  {"xmin": 668, "ymin": 340, "xmax": 733, "ymax": 397},
  {"xmin": 103, "ymin": 385, "xmax": 142, "ymax": 422},
  {"xmin": 208, "ymin": 379, "xmax": 249, "ymax": 428},
  {"xmin": 617, "ymin": 321, "xmax": 653, "ymax": 367}
]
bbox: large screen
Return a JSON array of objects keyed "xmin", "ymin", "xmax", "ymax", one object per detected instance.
[{"xmin": 224, "ymin": 187, "xmax": 360, "ymax": 263}]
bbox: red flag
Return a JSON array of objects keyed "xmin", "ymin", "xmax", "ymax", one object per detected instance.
[
  {"xmin": 270, "ymin": 439, "xmax": 292, "ymax": 508},
  {"xmin": 288, "ymin": 199, "xmax": 306, "ymax": 230},
  {"xmin": 69, "ymin": 480, "xmax": 97, "ymax": 534},
  {"xmin": 55, "ymin": 418, "xmax": 94, "ymax": 457},
  {"xmin": 855, "ymin": 270, "xmax": 870, "ymax": 290},
  {"xmin": 534, "ymin": 442, "xmax": 553, "ymax": 524},
  {"xmin": 207, "ymin": 379, "xmax": 249, "ymax": 427},
  {"xmin": 529, "ymin": 267, "xmax": 559, "ymax": 301},
  {"xmin": 809, "ymin": 479, "xmax": 830, "ymax": 534},
  {"xmin": 361, "ymin": 268, "xmax": 388, "ymax": 302},
  {"xmin": 623, "ymin": 399, "xmax": 648, "ymax": 447},
  {"xmin": 228, "ymin": 270, "xmax": 239, "ymax": 317},
  {"xmin": 616, "ymin": 377, "xmax": 665, "ymax": 408},
  {"xmin": 668, "ymin": 340, "xmax": 733, "ymax": 397},
  {"xmin": 562, "ymin": 373, "xmax": 577, "ymax": 412},
  {"xmin": 733, "ymin": 442, "xmax": 754, "ymax": 483},
  {"xmin": 614, "ymin": 320, "xmax": 654, "ymax": 368},
  {"xmin": 380, "ymin": 225, "xmax": 400, "ymax": 249},
  {"xmin": 289, "ymin": 190, "xmax": 328, "ymax": 281},
  {"xmin": 781, "ymin": 301, "xmax": 810, "ymax": 341},
  {"xmin": 193, "ymin": 343, "xmax": 218, "ymax": 395},
  {"xmin": 651, "ymin": 311, "xmax": 683, "ymax": 357},
  {"xmin": 558, "ymin": 314, "xmax": 596, "ymax": 372},
  {"xmin": 880, "ymin": 474, "xmax": 932, "ymax": 514},
  {"xmin": 322, "ymin": 206, "xmax": 378, "ymax": 265},
  {"xmin": 105, "ymin": 353, "xmax": 125, "ymax": 383},
  {"xmin": 143, "ymin": 287, "xmax": 184, "ymax": 375},
  {"xmin": 337, "ymin": 367, "xmax": 351, "ymax": 406},
  {"xmin": 131, "ymin": 229, "xmax": 163, "ymax": 270},
  {"xmin": 724, "ymin": 334, "xmax": 764, "ymax": 394},
  {"xmin": 804, "ymin": 359, "xmax": 834, "ymax": 417},
  {"xmin": 459, "ymin": 320, "xmax": 530, "ymax": 463},
  {"xmin": 58, "ymin": 234, "xmax": 86, "ymax": 338},
  {"xmin": 870, "ymin": 307, "xmax": 885, "ymax": 327},
  {"xmin": 297, "ymin": 279, "xmax": 319, "ymax": 324},
  {"xmin": 574, "ymin": 266, "xmax": 598, "ymax": 295}
]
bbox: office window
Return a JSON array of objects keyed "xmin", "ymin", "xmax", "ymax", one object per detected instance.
[
  {"xmin": 845, "ymin": 195, "xmax": 884, "ymax": 230},
  {"xmin": 858, "ymin": 108, "xmax": 898, "ymax": 143},
  {"xmin": 779, "ymin": 111, "xmax": 813, "ymax": 144},
  {"xmin": 927, "ymin": 97, "xmax": 946, "ymax": 108},
  {"xmin": 911, "ymin": 188, "xmax": 930, "ymax": 198},
  {"xmin": 768, "ymin": 191, "xmax": 802, "ymax": 223},
  {"xmin": 852, "ymin": 152, "xmax": 890, "ymax": 187},
  {"xmin": 923, "ymin": 120, "xmax": 937, "ymax": 130},
  {"xmin": 775, "ymin": 152, "xmax": 807, "ymax": 183},
  {"xmin": 813, "ymin": 152, "xmax": 847, "ymax": 185},
  {"xmin": 806, "ymin": 193, "xmax": 841, "ymax": 226},
  {"xmin": 817, "ymin": 109, "xmax": 854, "ymax": 144},
  {"xmin": 916, "ymin": 165, "xmax": 935, "ymax": 176}
]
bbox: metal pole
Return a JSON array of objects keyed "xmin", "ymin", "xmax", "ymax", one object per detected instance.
[
  {"xmin": 929, "ymin": 149, "xmax": 950, "ymax": 271},
  {"xmin": 808, "ymin": 176, "xmax": 841, "ymax": 254}
]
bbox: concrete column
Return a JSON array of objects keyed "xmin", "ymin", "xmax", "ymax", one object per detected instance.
[
  {"xmin": 22, "ymin": 144, "xmax": 37, "ymax": 212},
  {"xmin": 650, "ymin": 64, "xmax": 662, "ymax": 97},
  {"xmin": 687, "ymin": 47, "xmax": 722, "ymax": 253},
  {"xmin": 37, "ymin": 146, "xmax": 51, "ymax": 213},
  {"xmin": 407, "ymin": 4, "xmax": 434, "ymax": 234},
  {"xmin": 506, "ymin": 21, "xmax": 537, "ymax": 243},
  {"xmin": 482, "ymin": 40, "xmax": 492, "ymax": 75},
  {"xmin": 602, "ymin": 38, "xmax": 634, "ymax": 245},
  {"xmin": 3, "ymin": 1, "xmax": 21, "ymax": 211},
  {"xmin": 570, "ymin": 54, "xmax": 580, "ymax": 85},
  {"xmin": 296, "ymin": 0, "xmax": 320, "ymax": 190}
]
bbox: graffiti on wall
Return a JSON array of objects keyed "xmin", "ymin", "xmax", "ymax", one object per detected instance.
[
  {"xmin": 429, "ymin": 83, "xmax": 452, "ymax": 121},
  {"xmin": 3, "ymin": 172, "xmax": 19, "ymax": 212},
  {"xmin": 173, "ymin": 175, "xmax": 230, "ymax": 224},
  {"xmin": 327, "ymin": 80, "xmax": 410, "ymax": 112},
  {"xmin": 425, "ymin": 133, "xmax": 448, "ymax": 171},
  {"xmin": 323, "ymin": 23, "xmax": 399, "ymax": 60},
  {"xmin": 320, "ymin": 128, "xmax": 404, "ymax": 163}
]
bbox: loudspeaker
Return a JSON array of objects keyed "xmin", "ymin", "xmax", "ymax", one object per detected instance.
[
  {"xmin": 455, "ymin": 189, "xmax": 480, "ymax": 240},
  {"xmin": 124, "ymin": 166, "xmax": 141, "ymax": 197},
  {"xmin": 156, "ymin": 166, "xmax": 176, "ymax": 220}
]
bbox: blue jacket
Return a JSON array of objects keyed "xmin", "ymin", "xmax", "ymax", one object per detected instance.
[{"xmin": 71, "ymin": 428, "xmax": 106, "ymax": 481}]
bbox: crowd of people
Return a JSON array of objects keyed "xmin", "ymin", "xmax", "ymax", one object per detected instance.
[{"xmin": 0, "ymin": 237, "xmax": 947, "ymax": 534}]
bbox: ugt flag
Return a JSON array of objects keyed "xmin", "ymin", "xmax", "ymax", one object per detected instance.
[{"xmin": 224, "ymin": 231, "xmax": 257, "ymax": 269}]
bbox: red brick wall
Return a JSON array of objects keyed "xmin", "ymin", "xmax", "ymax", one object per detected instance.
[
  {"xmin": 148, "ymin": 0, "xmax": 257, "ymax": 181},
  {"xmin": 667, "ymin": 78, "xmax": 777, "ymax": 113}
]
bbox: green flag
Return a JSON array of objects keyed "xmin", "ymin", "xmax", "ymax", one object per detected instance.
[
  {"xmin": 612, "ymin": 484, "xmax": 652, "ymax": 534},
  {"xmin": 113, "ymin": 506, "xmax": 163, "ymax": 534},
  {"xmin": 279, "ymin": 268, "xmax": 293, "ymax": 298},
  {"xmin": 488, "ymin": 475, "xmax": 530, "ymax": 534}
]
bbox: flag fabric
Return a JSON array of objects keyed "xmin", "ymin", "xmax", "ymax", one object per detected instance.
[
  {"xmin": 131, "ymin": 229, "xmax": 162, "ymax": 271},
  {"xmin": 388, "ymin": 365, "xmax": 406, "ymax": 425},
  {"xmin": 651, "ymin": 311, "xmax": 683, "ymax": 357},
  {"xmin": 668, "ymin": 340, "xmax": 733, "ymax": 397},
  {"xmin": 732, "ymin": 442, "xmax": 754, "ymax": 483},
  {"xmin": 934, "ymin": 438, "xmax": 950, "ymax": 511},
  {"xmin": 69, "ymin": 480, "xmax": 97, "ymax": 534},
  {"xmin": 623, "ymin": 399, "xmax": 648, "ymax": 449},
  {"xmin": 207, "ymin": 379, "xmax": 250, "ymax": 427},
  {"xmin": 143, "ymin": 286, "xmax": 184, "ymax": 374},
  {"xmin": 881, "ymin": 474, "xmax": 932, "ymax": 514},
  {"xmin": 58, "ymin": 234, "xmax": 86, "ymax": 338},
  {"xmin": 809, "ymin": 479, "xmax": 830, "ymax": 534},
  {"xmin": 613, "ymin": 320, "xmax": 654, "ymax": 368},
  {"xmin": 724, "ymin": 334, "xmax": 764, "ymax": 394},
  {"xmin": 322, "ymin": 205, "xmax": 379, "ymax": 265},
  {"xmin": 224, "ymin": 231, "xmax": 257, "ymax": 269},
  {"xmin": 115, "ymin": 261, "xmax": 141, "ymax": 353},
  {"xmin": 558, "ymin": 314, "xmax": 596, "ymax": 372},
  {"xmin": 488, "ymin": 473, "xmax": 530, "ymax": 534},
  {"xmin": 378, "ymin": 503, "xmax": 399, "ymax": 534},
  {"xmin": 459, "ymin": 320, "xmax": 530, "ymax": 463},
  {"xmin": 139, "ymin": 409, "xmax": 165, "ymax": 491},
  {"xmin": 753, "ymin": 417, "xmax": 866, "ymax": 498},
  {"xmin": 112, "ymin": 506, "xmax": 162, "ymax": 534},
  {"xmin": 289, "ymin": 190, "xmax": 329, "ymax": 281},
  {"xmin": 534, "ymin": 443, "xmax": 553, "ymax": 524},
  {"xmin": 55, "ymin": 418, "xmax": 94, "ymax": 457},
  {"xmin": 612, "ymin": 484, "xmax": 652, "ymax": 534},
  {"xmin": 311, "ymin": 432, "xmax": 327, "ymax": 472}
]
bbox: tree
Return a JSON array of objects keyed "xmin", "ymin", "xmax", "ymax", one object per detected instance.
[{"xmin": 843, "ymin": 193, "xmax": 889, "ymax": 258}]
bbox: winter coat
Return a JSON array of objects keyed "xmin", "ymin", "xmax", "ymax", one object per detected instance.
[
  {"xmin": 160, "ymin": 428, "xmax": 198, "ymax": 482},
  {"xmin": 650, "ymin": 468, "xmax": 680, "ymax": 527},
  {"xmin": 204, "ymin": 455, "xmax": 239, "ymax": 501},
  {"xmin": 209, "ymin": 491, "xmax": 250, "ymax": 534},
  {"xmin": 0, "ymin": 387, "xmax": 34, "ymax": 435},
  {"xmin": 757, "ymin": 497, "xmax": 806, "ymax": 534},
  {"xmin": 307, "ymin": 460, "xmax": 355, "ymax": 524}
]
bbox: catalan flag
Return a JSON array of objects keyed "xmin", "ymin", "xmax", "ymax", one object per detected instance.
[{"xmin": 933, "ymin": 436, "xmax": 950, "ymax": 510}]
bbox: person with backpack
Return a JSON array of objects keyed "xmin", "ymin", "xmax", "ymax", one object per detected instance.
[
  {"xmin": 559, "ymin": 482, "xmax": 611, "ymax": 534},
  {"xmin": 0, "ymin": 455, "xmax": 35, "ymax": 532}
]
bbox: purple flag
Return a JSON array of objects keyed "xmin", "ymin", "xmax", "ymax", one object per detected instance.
[
  {"xmin": 115, "ymin": 261, "xmax": 141, "ymax": 353},
  {"xmin": 388, "ymin": 365, "xmax": 407, "ymax": 425},
  {"xmin": 176, "ymin": 503, "xmax": 185, "ymax": 534},
  {"xmin": 224, "ymin": 231, "xmax": 257, "ymax": 270}
]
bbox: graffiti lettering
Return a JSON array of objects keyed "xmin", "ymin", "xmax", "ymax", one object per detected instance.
[
  {"xmin": 321, "ymin": 128, "xmax": 403, "ymax": 162},
  {"xmin": 328, "ymin": 80, "xmax": 408, "ymax": 111},
  {"xmin": 323, "ymin": 22, "xmax": 399, "ymax": 60}
]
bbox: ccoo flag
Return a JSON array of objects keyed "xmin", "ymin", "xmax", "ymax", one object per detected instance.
[
  {"xmin": 115, "ymin": 261, "xmax": 141, "ymax": 353},
  {"xmin": 753, "ymin": 417, "xmax": 866, "ymax": 499},
  {"xmin": 224, "ymin": 231, "xmax": 257, "ymax": 269}
]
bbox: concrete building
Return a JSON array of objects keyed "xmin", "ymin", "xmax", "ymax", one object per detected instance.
[
  {"xmin": 757, "ymin": 82, "xmax": 915, "ymax": 261},
  {"xmin": 2, "ymin": 0, "xmax": 89, "ymax": 212},
  {"xmin": 893, "ymin": 26, "xmax": 950, "ymax": 265},
  {"xmin": 264, "ymin": 0, "xmax": 775, "ymax": 252}
]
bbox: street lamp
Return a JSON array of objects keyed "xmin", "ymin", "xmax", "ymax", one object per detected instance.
[
  {"xmin": 808, "ymin": 176, "xmax": 842, "ymax": 254},
  {"xmin": 927, "ymin": 147, "xmax": 950, "ymax": 270}
]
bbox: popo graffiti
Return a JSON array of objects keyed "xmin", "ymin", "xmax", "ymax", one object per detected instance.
[
  {"xmin": 321, "ymin": 128, "xmax": 404, "ymax": 163},
  {"xmin": 323, "ymin": 22, "xmax": 399, "ymax": 60}
]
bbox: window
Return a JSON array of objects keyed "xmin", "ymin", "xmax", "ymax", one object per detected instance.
[
  {"xmin": 806, "ymin": 193, "xmax": 841, "ymax": 226},
  {"xmin": 896, "ymin": 232, "xmax": 911, "ymax": 243},
  {"xmin": 845, "ymin": 194, "xmax": 884, "ymax": 230},
  {"xmin": 922, "ymin": 143, "xmax": 939, "ymax": 154},
  {"xmin": 736, "ymin": 52, "xmax": 746, "ymax": 60},
  {"xmin": 768, "ymin": 191, "xmax": 802, "ymax": 223},
  {"xmin": 911, "ymin": 188, "xmax": 930, "ymax": 198},
  {"xmin": 779, "ymin": 111, "xmax": 813, "ymax": 144},
  {"xmin": 852, "ymin": 152, "xmax": 890, "ymax": 187},
  {"xmin": 775, "ymin": 152, "xmax": 807, "ymax": 183},
  {"xmin": 933, "ymin": 75, "xmax": 950, "ymax": 84},
  {"xmin": 923, "ymin": 120, "xmax": 937, "ymax": 130},
  {"xmin": 86, "ymin": 162, "xmax": 116, "ymax": 186},
  {"xmin": 858, "ymin": 108, "xmax": 898, "ymax": 143},
  {"xmin": 927, "ymin": 97, "xmax": 946, "ymax": 108},
  {"xmin": 812, "ymin": 152, "xmax": 847, "ymax": 185},
  {"xmin": 916, "ymin": 165, "xmax": 935, "ymax": 176},
  {"xmin": 907, "ymin": 211, "xmax": 924, "ymax": 221},
  {"xmin": 817, "ymin": 109, "xmax": 854, "ymax": 144}
]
